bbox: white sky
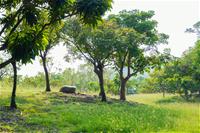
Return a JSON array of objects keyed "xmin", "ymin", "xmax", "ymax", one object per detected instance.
[{"xmin": 19, "ymin": 0, "xmax": 199, "ymax": 76}]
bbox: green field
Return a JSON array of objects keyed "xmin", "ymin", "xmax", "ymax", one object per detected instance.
[{"xmin": 0, "ymin": 87, "xmax": 199, "ymax": 133}]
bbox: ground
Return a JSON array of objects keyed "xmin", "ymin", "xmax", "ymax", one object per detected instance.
[{"xmin": 0, "ymin": 87, "xmax": 199, "ymax": 132}]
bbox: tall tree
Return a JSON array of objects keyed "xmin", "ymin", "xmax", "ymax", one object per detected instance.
[
  {"xmin": 0, "ymin": 0, "xmax": 113, "ymax": 109},
  {"xmin": 144, "ymin": 42, "xmax": 200, "ymax": 100},
  {"xmin": 109, "ymin": 10, "xmax": 168, "ymax": 100},
  {"xmin": 39, "ymin": 20, "xmax": 64, "ymax": 92},
  {"xmin": 62, "ymin": 19, "xmax": 118, "ymax": 101},
  {"xmin": 0, "ymin": 0, "xmax": 113, "ymax": 68}
]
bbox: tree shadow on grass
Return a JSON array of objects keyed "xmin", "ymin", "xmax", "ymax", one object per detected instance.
[
  {"xmin": 48, "ymin": 92, "xmax": 143, "ymax": 107},
  {"xmin": 0, "ymin": 92, "xmax": 180, "ymax": 132},
  {"xmin": 47, "ymin": 92, "xmax": 99, "ymax": 105},
  {"xmin": 0, "ymin": 106, "xmax": 24, "ymax": 132}
]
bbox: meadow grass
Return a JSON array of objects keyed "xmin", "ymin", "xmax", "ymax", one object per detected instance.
[
  {"xmin": 127, "ymin": 94, "xmax": 200, "ymax": 133},
  {"xmin": 0, "ymin": 86, "xmax": 199, "ymax": 132}
]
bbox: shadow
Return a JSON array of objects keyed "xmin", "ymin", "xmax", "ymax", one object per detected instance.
[
  {"xmin": 0, "ymin": 106, "xmax": 24, "ymax": 132},
  {"xmin": 0, "ymin": 92, "xmax": 178, "ymax": 132},
  {"xmin": 48, "ymin": 92, "xmax": 144, "ymax": 108},
  {"xmin": 48, "ymin": 92, "xmax": 99, "ymax": 105}
]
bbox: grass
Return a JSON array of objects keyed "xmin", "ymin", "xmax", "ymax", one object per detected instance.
[
  {"xmin": 0, "ymin": 86, "xmax": 199, "ymax": 132},
  {"xmin": 127, "ymin": 94, "xmax": 200, "ymax": 133}
]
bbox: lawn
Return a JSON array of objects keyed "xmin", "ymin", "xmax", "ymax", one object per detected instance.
[{"xmin": 0, "ymin": 87, "xmax": 199, "ymax": 132}]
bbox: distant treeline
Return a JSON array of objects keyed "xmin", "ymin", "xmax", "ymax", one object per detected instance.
[{"xmin": 142, "ymin": 40, "xmax": 200, "ymax": 100}]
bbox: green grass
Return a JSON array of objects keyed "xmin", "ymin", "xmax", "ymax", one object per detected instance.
[
  {"xmin": 127, "ymin": 94, "xmax": 200, "ymax": 133},
  {"xmin": 0, "ymin": 86, "xmax": 199, "ymax": 132}
]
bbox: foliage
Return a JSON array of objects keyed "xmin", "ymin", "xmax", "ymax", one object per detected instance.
[
  {"xmin": 62, "ymin": 18, "xmax": 118, "ymax": 65},
  {"xmin": 186, "ymin": 21, "xmax": 200, "ymax": 39},
  {"xmin": 0, "ymin": 55, "xmax": 12, "ymax": 79},
  {"xmin": 62, "ymin": 18, "xmax": 120, "ymax": 101},
  {"xmin": 109, "ymin": 10, "xmax": 169, "ymax": 75},
  {"xmin": 142, "ymin": 40, "xmax": 200, "ymax": 99},
  {"xmin": 107, "ymin": 10, "xmax": 169, "ymax": 100},
  {"xmin": 0, "ymin": 0, "xmax": 113, "ymax": 64}
]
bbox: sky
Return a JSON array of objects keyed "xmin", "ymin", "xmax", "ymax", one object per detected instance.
[{"xmin": 19, "ymin": 0, "xmax": 199, "ymax": 76}]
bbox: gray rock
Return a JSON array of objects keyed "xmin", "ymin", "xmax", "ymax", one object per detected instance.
[{"xmin": 60, "ymin": 85, "xmax": 76, "ymax": 93}]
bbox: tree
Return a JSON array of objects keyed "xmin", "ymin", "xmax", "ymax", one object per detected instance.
[
  {"xmin": 10, "ymin": 61, "xmax": 17, "ymax": 109},
  {"xmin": 186, "ymin": 21, "xmax": 200, "ymax": 39},
  {"xmin": 39, "ymin": 19, "xmax": 64, "ymax": 92},
  {"xmin": 144, "ymin": 44, "xmax": 200, "ymax": 100},
  {"xmin": 0, "ymin": 55, "xmax": 12, "ymax": 79},
  {"xmin": 62, "ymin": 19, "xmax": 118, "ymax": 101},
  {"xmin": 109, "ymin": 10, "xmax": 168, "ymax": 100},
  {"xmin": 179, "ymin": 41, "xmax": 200, "ymax": 97},
  {"xmin": 143, "ymin": 21, "xmax": 200, "ymax": 99},
  {"xmin": 0, "ymin": 0, "xmax": 113, "ymax": 68},
  {"xmin": 0, "ymin": 0, "xmax": 113, "ymax": 109}
]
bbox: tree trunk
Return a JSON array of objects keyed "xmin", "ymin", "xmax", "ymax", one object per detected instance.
[
  {"xmin": 184, "ymin": 89, "xmax": 189, "ymax": 100},
  {"xmin": 42, "ymin": 57, "xmax": 51, "ymax": 92},
  {"xmin": 10, "ymin": 61, "xmax": 17, "ymax": 110},
  {"xmin": 120, "ymin": 79, "xmax": 126, "ymax": 101},
  {"xmin": 198, "ymin": 89, "xmax": 200, "ymax": 97},
  {"xmin": 162, "ymin": 87, "xmax": 165, "ymax": 98},
  {"xmin": 99, "ymin": 90, "xmax": 103, "ymax": 97},
  {"xmin": 94, "ymin": 65, "xmax": 106, "ymax": 102},
  {"xmin": 97, "ymin": 71, "xmax": 107, "ymax": 102}
]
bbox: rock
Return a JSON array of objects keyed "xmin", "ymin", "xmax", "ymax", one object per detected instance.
[{"xmin": 60, "ymin": 86, "xmax": 76, "ymax": 94}]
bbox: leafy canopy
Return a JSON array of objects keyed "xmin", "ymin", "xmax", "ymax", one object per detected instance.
[{"xmin": 0, "ymin": 0, "xmax": 113, "ymax": 64}]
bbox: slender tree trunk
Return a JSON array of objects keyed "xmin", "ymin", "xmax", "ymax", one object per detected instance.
[
  {"xmin": 198, "ymin": 90, "xmax": 200, "ymax": 97},
  {"xmin": 94, "ymin": 65, "xmax": 106, "ymax": 102},
  {"xmin": 97, "ymin": 71, "xmax": 107, "ymax": 102},
  {"xmin": 163, "ymin": 91, "xmax": 165, "ymax": 98},
  {"xmin": 42, "ymin": 57, "xmax": 51, "ymax": 92},
  {"xmin": 120, "ymin": 79, "xmax": 127, "ymax": 101},
  {"xmin": 10, "ymin": 61, "xmax": 17, "ymax": 110},
  {"xmin": 162, "ymin": 87, "xmax": 165, "ymax": 98},
  {"xmin": 184, "ymin": 89, "xmax": 189, "ymax": 100}
]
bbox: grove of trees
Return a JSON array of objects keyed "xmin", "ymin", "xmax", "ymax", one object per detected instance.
[
  {"xmin": 1, "ymin": 0, "xmax": 198, "ymax": 110},
  {"xmin": 141, "ymin": 21, "xmax": 200, "ymax": 100},
  {"xmin": 0, "ymin": 0, "xmax": 112, "ymax": 109}
]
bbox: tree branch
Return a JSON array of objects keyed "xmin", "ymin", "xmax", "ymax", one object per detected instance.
[
  {"xmin": 0, "ymin": 16, "xmax": 24, "ymax": 51},
  {"xmin": 0, "ymin": 58, "xmax": 13, "ymax": 69},
  {"xmin": 0, "ymin": 6, "xmax": 23, "ymax": 36}
]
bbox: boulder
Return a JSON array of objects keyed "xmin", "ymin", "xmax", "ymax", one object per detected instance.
[{"xmin": 60, "ymin": 86, "xmax": 76, "ymax": 94}]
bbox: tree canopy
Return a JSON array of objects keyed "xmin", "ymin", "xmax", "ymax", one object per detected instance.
[
  {"xmin": 108, "ymin": 10, "xmax": 169, "ymax": 100},
  {"xmin": 62, "ymin": 18, "xmax": 118, "ymax": 101},
  {"xmin": 0, "ymin": 0, "xmax": 113, "ymax": 66}
]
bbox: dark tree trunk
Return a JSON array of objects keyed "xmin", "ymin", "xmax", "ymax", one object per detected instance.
[
  {"xmin": 163, "ymin": 91, "xmax": 165, "ymax": 98},
  {"xmin": 99, "ymin": 90, "xmax": 103, "ymax": 97},
  {"xmin": 198, "ymin": 90, "xmax": 200, "ymax": 97},
  {"xmin": 97, "ymin": 71, "xmax": 107, "ymax": 102},
  {"xmin": 10, "ymin": 61, "xmax": 17, "ymax": 110},
  {"xmin": 162, "ymin": 87, "xmax": 165, "ymax": 98},
  {"xmin": 94, "ymin": 65, "xmax": 106, "ymax": 102},
  {"xmin": 120, "ymin": 79, "xmax": 127, "ymax": 101},
  {"xmin": 184, "ymin": 89, "xmax": 189, "ymax": 100},
  {"xmin": 42, "ymin": 57, "xmax": 51, "ymax": 92}
]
